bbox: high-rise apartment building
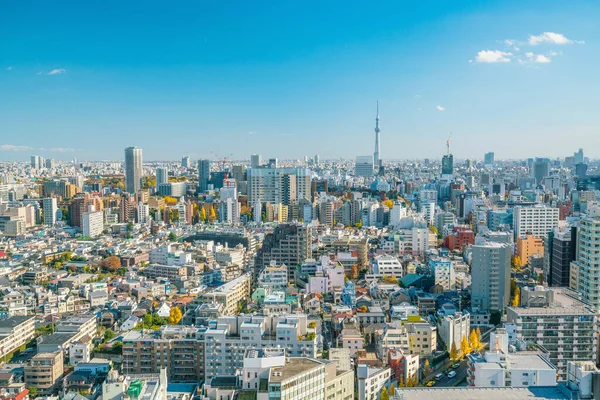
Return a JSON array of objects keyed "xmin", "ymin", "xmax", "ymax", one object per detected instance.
[
  {"xmin": 181, "ymin": 156, "xmax": 190, "ymax": 168},
  {"xmin": 569, "ymin": 204, "xmax": 600, "ymax": 311},
  {"xmin": 507, "ymin": 287, "xmax": 597, "ymax": 381},
  {"xmin": 124, "ymin": 147, "xmax": 143, "ymax": 194},
  {"xmin": 122, "ymin": 326, "xmax": 206, "ymax": 383},
  {"xmin": 471, "ymin": 240, "xmax": 511, "ymax": 311},
  {"xmin": 83, "ymin": 207, "xmax": 104, "ymax": 237},
  {"xmin": 355, "ymin": 156, "xmax": 374, "ymax": 178},
  {"xmin": 155, "ymin": 167, "xmax": 168, "ymax": 187},
  {"xmin": 484, "ymin": 152, "xmax": 495, "ymax": 166},
  {"xmin": 42, "ymin": 198, "xmax": 57, "ymax": 226},
  {"xmin": 256, "ymin": 224, "xmax": 312, "ymax": 279},
  {"xmin": 513, "ymin": 204, "xmax": 559, "ymax": 239},
  {"xmin": 203, "ymin": 314, "xmax": 317, "ymax": 380},
  {"xmin": 545, "ymin": 227, "xmax": 577, "ymax": 287},
  {"xmin": 533, "ymin": 157, "xmax": 550, "ymax": 185},
  {"xmin": 250, "ymin": 154, "xmax": 263, "ymax": 169},
  {"xmin": 247, "ymin": 168, "xmax": 311, "ymax": 205},
  {"xmin": 197, "ymin": 159, "xmax": 211, "ymax": 193}
]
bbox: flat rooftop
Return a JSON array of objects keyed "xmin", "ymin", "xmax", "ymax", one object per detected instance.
[
  {"xmin": 395, "ymin": 387, "xmax": 570, "ymax": 399},
  {"xmin": 269, "ymin": 358, "xmax": 324, "ymax": 383}
]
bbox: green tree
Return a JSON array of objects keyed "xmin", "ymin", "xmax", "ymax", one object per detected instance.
[
  {"xmin": 450, "ymin": 342, "xmax": 459, "ymax": 361},
  {"xmin": 28, "ymin": 387, "xmax": 38, "ymax": 398},
  {"xmin": 168, "ymin": 232, "xmax": 178, "ymax": 242},
  {"xmin": 103, "ymin": 329, "xmax": 115, "ymax": 342}
]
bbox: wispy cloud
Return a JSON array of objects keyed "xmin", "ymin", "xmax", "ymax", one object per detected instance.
[
  {"xmin": 436, "ymin": 105, "xmax": 445, "ymax": 111},
  {"xmin": 47, "ymin": 68, "xmax": 66, "ymax": 75},
  {"xmin": 475, "ymin": 50, "xmax": 513, "ymax": 63},
  {"xmin": 6, "ymin": 66, "xmax": 12, "ymax": 71},
  {"xmin": 0, "ymin": 144, "xmax": 34, "ymax": 152},
  {"xmin": 528, "ymin": 32, "xmax": 580, "ymax": 45},
  {"xmin": 247, "ymin": 131, "xmax": 257, "ymax": 135}
]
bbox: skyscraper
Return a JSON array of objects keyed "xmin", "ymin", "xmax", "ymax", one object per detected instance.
[
  {"xmin": 181, "ymin": 156, "xmax": 190, "ymax": 168},
  {"xmin": 570, "ymin": 204, "xmax": 600, "ymax": 311},
  {"xmin": 471, "ymin": 240, "xmax": 511, "ymax": 311},
  {"xmin": 373, "ymin": 101, "xmax": 381, "ymax": 169},
  {"xmin": 250, "ymin": 154, "xmax": 262, "ymax": 169},
  {"xmin": 124, "ymin": 147, "xmax": 143, "ymax": 194},
  {"xmin": 533, "ymin": 157, "xmax": 550, "ymax": 185},
  {"xmin": 156, "ymin": 167, "xmax": 168, "ymax": 187},
  {"xmin": 43, "ymin": 198, "xmax": 57, "ymax": 226},
  {"xmin": 198, "ymin": 159, "xmax": 211, "ymax": 193},
  {"xmin": 484, "ymin": 152, "xmax": 495, "ymax": 166},
  {"xmin": 355, "ymin": 156, "xmax": 374, "ymax": 178}
]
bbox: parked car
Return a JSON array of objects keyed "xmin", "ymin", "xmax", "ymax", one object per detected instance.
[
  {"xmin": 448, "ymin": 371, "xmax": 457, "ymax": 378},
  {"xmin": 435, "ymin": 373, "xmax": 444, "ymax": 381}
]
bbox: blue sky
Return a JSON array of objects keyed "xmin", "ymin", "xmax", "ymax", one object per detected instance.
[{"xmin": 1, "ymin": 0, "xmax": 600, "ymax": 161}]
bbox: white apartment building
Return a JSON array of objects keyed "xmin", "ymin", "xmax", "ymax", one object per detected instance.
[
  {"xmin": 247, "ymin": 167, "xmax": 311, "ymax": 205},
  {"xmin": 372, "ymin": 254, "xmax": 404, "ymax": 277},
  {"xmin": 513, "ymin": 204, "xmax": 559, "ymax": 239},
  {"xmin": 0, "ymin": 316, "xmax": 36, "ymax": 360},
  {"xmin": 258, "ymin": 264, "xmax": 288, "ymax": 291},
  {"xmin": 199, "ymin": 273, "xmax": 251, "ymax": 315},
  {"xmin": 467, "ymin": 329, "xmax": 557, "ymax": 388},
  {"xmin": 439, "ymin": 312, "xmax": 470, "ymax": 351},
  {"xmin": 357, "ymin": 365, "xmax": 391, "ymax": 400},
  {"xmin": 203, "ymin": 314, "xmax": 317, "ymax": 380},
  {"xmin": 150, "ymin": 244, "xmax": 192, "ymax": 266},
  {"xmin": 83, "ymin": 210, "xmax": 104, "ymax": 237},
  {"xmin": 507, "ymin": 287, "xmax": 597, "ymax": 381}
]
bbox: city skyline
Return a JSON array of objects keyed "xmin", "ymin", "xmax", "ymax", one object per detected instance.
[{"xmin": 2, "ymin": 1, "xmax": 600, "ymax": 161}]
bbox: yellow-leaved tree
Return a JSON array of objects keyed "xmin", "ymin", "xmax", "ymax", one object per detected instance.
[{"xmin": 169, "ymin": 307, "xmax": 182, "ymax": 324}]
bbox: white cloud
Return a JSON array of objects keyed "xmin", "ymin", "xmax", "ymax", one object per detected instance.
[
  {"xmin": 247, "ymin": 131, "xmax": 257, "ymax": 135},
  {"xmin": 536, "ymin": 54, "xmax": 551, "ymax": 63},
  {"xmin": 504, "ymin": 39, "xmax": 518, "ymax": 46},
  {"xmin": 47, "ymin": 68, "xmax": 66, "ymax": 75},
  {"xmin": 475, "ymin": 50, "xmax": 513, "ymax": 63},
  {"xmin": 36, "ymin": 72, "xmax": 42, "ymax": 76},
  {"xmin": 529, "ymin": 32, "xmax": 574, "ymax": 45},
  {"xmin": 525, "ymin": 52, "xmax": 534, "ymax": 58},
  {"xmin": 436, "ymin": 105, "xmax": 445, "ymax": 111},
  {"xmin": 0, "ymin": 144, "xmax": 33, "ymax": 151},
  {"xmin": 6, "ymin": 66, "xmax": 12, "ymax": 71}
]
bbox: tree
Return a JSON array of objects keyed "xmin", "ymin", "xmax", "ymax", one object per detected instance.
[
  {"xmin": 168, "ymin": 232, "xmax": 178, "ymax": 242},
  {"xmin": 461, "ymin": 336, "xmax": 470, "ymax": 356},
  {"xmin": 350, "ymin": 265, "xmax": 359, "ymax": 280},
  {"xmin": 127, "ymin": 221, "xmax": 134, "ymax": 232},
  {"xmin": 512, "ymin": 286, "xmax": 521, "ymax": 307},
  {"xmin": 407, "ymin": 374, "xmax": 417, "ymax": 387},
  {"xmin": 169, "ymin": 307, "xmax": 182, "ymax": 324},
  {"xmin": 357, "ymin": 305, "xmax": 368, "ymax": 313},
  {"xmin": 390, "ymin": 384, "xmax": 395, "ymax": 396},
  {"xmin": 428, "ymin": 225, "xmax": 439, "ymax": 235},
  {"xmin": 511, "ymin": 255, "xmax": 521, "ymax": 269},
  {"xmin": 101, "ymin": 256, "xmax": 121, "ymax": 272},
  {"xmin": 422, "ymin": 359, "xmax": 432, "ymax": 377},
  {"xmin": 27, "ymin": 386, "xmax": 38, "ymax": 398},
  {"xmin": 469, "ymin": 329, "xmax": 480, "ymax": 351},
  {"xmin": 380, "ymin": 387, "xmax": 389, "ymax": 400},
  {"xmin": 382, "ymin": 199, "xmax": 394, "ymax": 209},
  {"xmin": 450, "ymin": 342, "xmax": 459, "ymax": 361},
  {"xmin": 381, "ymin": 275, "xmax": 397, "ymax": 284},
  {"xmin": 398, "ymin": 376, "xmax": 405, "ymax": 388},
  {"xmin": 103, "ymin": 329, "xmax": 115, "ymax": 342},
  {"xmin": 209, "ymin": 206, "xmax": 216, "ymax": 221}
]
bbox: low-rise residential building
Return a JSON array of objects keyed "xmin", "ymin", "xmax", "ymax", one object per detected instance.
[
  {"xmin": 357, "ymin": 364, "xmax": 391, "ymax": 400},
  {"xmin": 24, "ymin": 351, "xmax": 64, "ymax": 394},
  {"xmin": 197, "ymin": 273, "xmax": 251, "ymax": 315}
]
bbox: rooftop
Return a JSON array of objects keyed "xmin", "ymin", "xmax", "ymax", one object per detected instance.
[
  {"xmin": 269, "ymin": 358, "xmax": 324, "ymax": 383},
  {"xmin": 393, "ymin": 387, "xmax": 569, "ymax": 399}
]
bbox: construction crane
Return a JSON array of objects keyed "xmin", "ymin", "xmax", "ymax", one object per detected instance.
[
  {"xmin": 210, "ymin": 151, "xmax": 234, "ymax": 179},
  {"xmin": 446, "ymin": 133, "xmax": 452, "ymax": 156}
]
